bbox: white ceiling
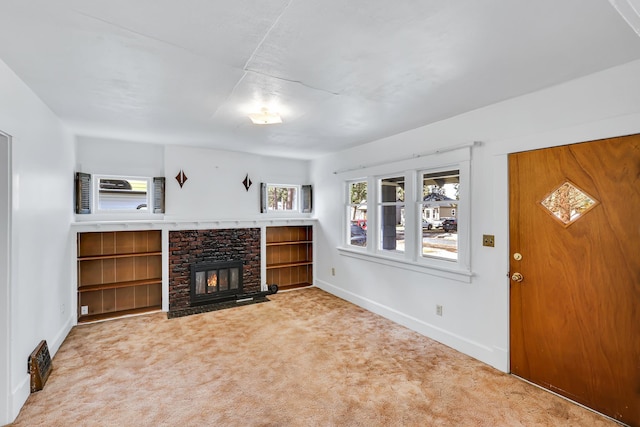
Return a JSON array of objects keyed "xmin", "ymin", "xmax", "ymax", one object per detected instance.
[{"xmin": 1, "ymin": 0, "xmax": 639, "ymax": 159}]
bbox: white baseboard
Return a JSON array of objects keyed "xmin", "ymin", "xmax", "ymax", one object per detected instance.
[
  {"xmin": 315, "ymin": 279, "xmax": 508, "ymax": 372},
  {"xmin": 50, "ymin": 314, "xmax": 74, "ymax": 356},
  {"xmin": 10, "ymin": 374, "xmax": 29, "ymax": 422},
  {"xmin": 10, "ymin": 313, "xmax": 74, "ymax": 422}
]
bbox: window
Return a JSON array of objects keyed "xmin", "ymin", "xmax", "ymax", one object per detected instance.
[
  {"xmin": 74, "ymin": 173, "xmax": 165, "ymax": 214},
  {"xmin": 347, "ymin": 181, "xmax": 367, "ymax": 247},
  {"xmin": 96, "ymin": 176, "xmax": 150, "ymax": 211},
  {"xmin": 378, "ymin": 176, "xmax": 405, "ymax": 253},
  {"xmin": 260, "ymin": 183, "xmax": 312, "ymax": 213},
  {"xmin": 339, "ymin": 147, "xmax": 471, "ymax": 281},
  {"xmin": 420, "ymin": 170, "xmax": 459, "ymax": 261},
  {"xmin": 267, "ymin": 184, "xmax": 298, "ymax": 211}
]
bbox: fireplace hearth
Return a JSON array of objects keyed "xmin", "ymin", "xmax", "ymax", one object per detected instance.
[{"xmin": 169, "ymin": 228, "xmax": 280, "ymax": 317}]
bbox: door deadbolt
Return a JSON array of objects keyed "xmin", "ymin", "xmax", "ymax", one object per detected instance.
[
  {"xmin": 513, "ymin": 253, "xmax": 522, "ymax": 261},
  {"xmin": 511, "ymin": 272, "xmax": 524, "ymax": 282}
]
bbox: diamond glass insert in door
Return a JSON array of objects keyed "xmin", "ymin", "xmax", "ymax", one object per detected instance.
[{"xmin": 540, "ymin": 181, "xmax": 598, "ymax": 226}]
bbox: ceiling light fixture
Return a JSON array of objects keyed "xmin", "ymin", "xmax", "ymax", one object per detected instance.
[{"xmin": 248, "ymin": 107, "xmax": 282, "ymax": 125}]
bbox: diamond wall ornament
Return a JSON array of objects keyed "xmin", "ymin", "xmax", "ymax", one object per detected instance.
[
  {"xmin": 242, "ymin": 174, "xmax": 252, "ymax": 191},
  {"xmin": 175, "ymin": 170, "xmax": 188, "ymax": 188},
  {"xmin": 540, "ymin": 181, "xmax": 598, "ymax": 226}
]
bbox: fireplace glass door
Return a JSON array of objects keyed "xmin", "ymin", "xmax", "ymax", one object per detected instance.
[{"xmin": 191, "ymin": 261, "xmax": 243, "ymax": 304}]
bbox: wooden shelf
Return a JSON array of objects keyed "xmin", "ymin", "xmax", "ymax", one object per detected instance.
[
  {"xmin": 78, "ymin": 251, "xmax": 162, "ymax": 261},
  {"xmin": 78, "ymin": 306, "xmax": 161, "ymax": 323},
  {"xmin": 78, "ymin": 278, "xmax": 162, "ymax": 292},
  {"xmin": 266, "ymin": 261, "xmax": 312, "ymax": 269},
  {"xmin": 77, "ymin": 230, "xmax": 163, "ymax": 321},
  {"xmin": 266, "ymin": 226, "xmax": 312, "ymax": 289},
  {"xmin": 278, "ymin": 282, "xmax": 312, "ymax": 291},
  {"xmin": 266, "ymin": 240, "xmax": 312, "ymax": 247}
]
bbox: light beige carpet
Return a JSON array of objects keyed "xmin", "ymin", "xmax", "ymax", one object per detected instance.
[{"xmin": 10, "ymin": 287, "xmax": 616, "ymax": 426}]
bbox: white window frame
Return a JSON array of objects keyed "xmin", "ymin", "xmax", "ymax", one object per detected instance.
[
  {"xmin": 93, "ymin": 174, "xmax": 153, "ymax": 214},
  {"xmin": 338, "ymin": 147, "xmax": 471, "ymax": 282}
]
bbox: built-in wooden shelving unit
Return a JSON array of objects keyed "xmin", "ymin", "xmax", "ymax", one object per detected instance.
[
  {"xmin": 266, "ymin": 226, "xmax": 313, "ymax": 291},
  {"xmin": 77, "ymin": 230, "xmax": 162, "ymax": 322}
]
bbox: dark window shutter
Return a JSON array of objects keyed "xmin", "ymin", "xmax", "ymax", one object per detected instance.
[
  {"xmin": 75, "ymin": 172, "xmax": 91, "ymax": 214},
  {"xmin": 301, "ymin": 185, "xmax": 313, "ymax": 213},
  {"xmin": 153, "ymin": 177, "xmax": 165, "ymax": 213},
  {"xmin": 260, "ymin": 183, "xmax": 267, "ymax": 213}
]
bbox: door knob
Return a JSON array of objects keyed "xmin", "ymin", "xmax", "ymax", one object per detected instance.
[{"xmin": 511, "ymin": 272, "xmax": 524, "ymax": 282}]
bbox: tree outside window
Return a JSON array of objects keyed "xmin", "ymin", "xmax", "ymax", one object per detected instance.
[{"xmin": 268, "ymin": 185, "xmax": 297, "ymax": 211}]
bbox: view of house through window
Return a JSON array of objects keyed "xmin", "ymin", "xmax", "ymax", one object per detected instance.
[
  {"xmin": 348, "ymin": 181, "xmax": 367, "ymax": 246},
  {"xmin": 420, "ymin": 170, "xmax": 459, "ymax": 260}
]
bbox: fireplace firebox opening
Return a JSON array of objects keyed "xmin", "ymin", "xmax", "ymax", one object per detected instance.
[{"xmin": 190, "ymin": 260, "xmax": 243, "ymax": 305}]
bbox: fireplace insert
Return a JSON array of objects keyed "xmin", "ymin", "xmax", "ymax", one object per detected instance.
[{"xmin": 190, "ymin": 260, "xmax": 244, "ymax": 305}]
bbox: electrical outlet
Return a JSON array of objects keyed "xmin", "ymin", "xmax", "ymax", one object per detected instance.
[
  {"xmin": 436, "ymin": 305, "xmax": 443, "ymax": 316},
  {"xmin": 81, "ymin": 305, "xmax": 88, "ymax": 315},
  {"xmin": 331, "ymin": 267, "xmax": 336, "ymax": 276},
  {"xmin": 483, "ymin": 234, "xmax": 495, "ymax": 247},
  {"xmin": 60, "ymin": 303, "xmax": 65, "ymax": 314}
]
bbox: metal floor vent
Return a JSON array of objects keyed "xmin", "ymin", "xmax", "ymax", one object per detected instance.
[{"xmin": 28, "ymin": 340, "xmax": 52, "ymax": 392}]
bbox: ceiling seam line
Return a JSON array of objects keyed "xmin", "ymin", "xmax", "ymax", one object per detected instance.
[
  {"xmin": 243, "ymin": 68, "xmax": 340, "ymax": 96},
  {"xmin": 241, "ymin": 0, "xmax": 295, "ymax": 71},
  {"xmin": 70, "ymin": 9, "xmax": 202, "ymax": 58},
  {"xmin": 212, "ymin": 0, "xmax": 295, "ymax": 119},
  {"xmin": 210, "ymin": 71, "xmax": 248, "ymax": 119}
]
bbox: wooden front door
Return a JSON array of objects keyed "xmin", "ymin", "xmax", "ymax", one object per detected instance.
[{"xmin": 509, "ymin": 134, "xmax": 640, "ymax": 426}]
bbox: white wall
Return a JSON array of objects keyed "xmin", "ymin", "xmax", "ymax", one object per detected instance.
[
  {"xmin": 74, "ymin": 141, "xmax": 310, "ymax": 221},
  {"xmin": 311, "ymin": 59, "xmax": 640, "ymax": 372},
  {"xmin": 76, "ymin": 136, "xmax": 164, "ymax": 178},
  {"xmin": 0, "ymin": 59, "xmax": 75, "ymax": 424},
  {"xmin": 164, "ymin": 145, "xmax": 310, "ymax": 220}
]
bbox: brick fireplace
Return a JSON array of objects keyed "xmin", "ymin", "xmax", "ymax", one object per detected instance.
[{"xmin": 168, "ymin": 228, "xmax": 261, "ymax": 314}]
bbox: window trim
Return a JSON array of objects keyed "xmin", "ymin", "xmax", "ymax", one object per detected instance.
[
  {"xmin": 337, "ymin": 245, "xmax": 472, "ymax": 282},
  {"xmin": 338, "ymin": 146, "xmax": 472, "ymax": 281}
]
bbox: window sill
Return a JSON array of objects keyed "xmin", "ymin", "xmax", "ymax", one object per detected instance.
[
  {"xmin": 337, "ymin": 246, "xmax": 472, "ymax": 283},
  {"xmin": 74, "ymin": 213, "xmax": 165, "ymax": 222}
]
